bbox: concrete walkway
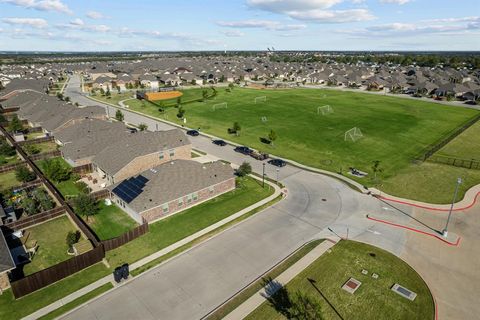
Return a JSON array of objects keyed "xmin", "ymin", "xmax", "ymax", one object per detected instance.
[
  {"xmin": 224, "ymin": 240, "xmax": 336, "ymax": 320},
  {"xmin": 23, "ymin": 175, "xmax": 281, "ymax": 320}
]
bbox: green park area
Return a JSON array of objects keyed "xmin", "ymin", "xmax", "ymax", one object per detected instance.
[
  {"xmin": 119, "ymin": 87, "xmax": 479, "ymax": 203},
  {"xmin": 246, "ymin": 240, "xmax": 434, "ymax": 320}
]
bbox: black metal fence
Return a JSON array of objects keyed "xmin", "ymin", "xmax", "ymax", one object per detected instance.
[{"xmin": 428, "ymin": 154, "xmax": 480, "ymax": 170}]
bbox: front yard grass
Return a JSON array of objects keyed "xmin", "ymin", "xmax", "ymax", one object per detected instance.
[
  {"xmin": 0, "ymin": 262, "xmax": 110, "ymax": 320},
  {"xmin": 22, "ymin": 215, "xmax": 87, "ymax": 275},
  {"xmin": 86, "ymin": 202, "xmax": 138, "ymax": 240},
  {"xmin": 246, "ymin": 240, "xmax": 434, "ymax": 320},
  {"xmin": 106, "ymin": 176, "xmax": 274, "ymax": 267}
]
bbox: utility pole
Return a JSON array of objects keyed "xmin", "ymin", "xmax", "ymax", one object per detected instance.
[
  {"xmin": 443, "ymin": 177, "xmax": 462, "ymax": 237},
  {"xmin": 262, "ymin": 163, "xmax": 266, "ymax": 188}
]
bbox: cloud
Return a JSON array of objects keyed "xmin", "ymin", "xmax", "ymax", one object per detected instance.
[
  {"xmin": 216, "ymin": 20, "xmax": 306, "ymax": 31},
  {"xmin": 221, "ymin": 30, "xmax": 245, "ymax": 37},
  {"xmin": 70, "ymin": 18, "xmax": 84, "ymax": 26},
  {"xmin": 337, "ymin": 17, "xmax": 480, "ymax": 37},
  {"xmin": 246, "ymin": 0, "xmax": 374, "ymax": 23},
  {"xmin": 2, "ymin": 17, "xmax": 48, "ymax": 28},
  {"xmin": 1, "ymin": 0, "xmax": 72, "ymax": 14},
  {"xmin": 86, "ymin": 11, "xmax": 104, "ymax": 19},
  {"xmin": 379, "ymin": 0, "xmax": 411, "ymax": 4}
]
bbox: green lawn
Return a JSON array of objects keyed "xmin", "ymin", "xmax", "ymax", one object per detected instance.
[
  {"xmin": 0, "ymin": 262, "xmax": 110, "ymax": 320},
  {"xmin": 86, "ymin": 202, "xmax": 138, "ymax": 240},
  {"xmin": 92, "ymin": 92, "xmax": 134, "ymax": 105},
  {"xmin": 38, "ymin": 282, "xmax": 113, "ymax": 320},
  {"xmin": 436, "ymin": 120, "xmax": 480, "ymax": 160},
  {"xmin": 35, "ymin": 141, "xmax": 58, "ymax": 154},
  {"xmin": 246, "ymin": 240, "xmax": 434, "ymax": 320},
  {"xmin": 124, "ymin": 87, "xmax": 479, "ymax": 202},
  {"xmin": 0, "ymin": 171, "xmax": 22, "ymax": 193},
  {"xmin": 22, "ymin": 215, "xmax": 88, "ymax": 275},
  {"xmin": 36, "ymin": 157, "xmax": 81, "ymax": 198},
  {"xmin": 106, "ymin": 177, "xmax": 273, "ymax": 267}
]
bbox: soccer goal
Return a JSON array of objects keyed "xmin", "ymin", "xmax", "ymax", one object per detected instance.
[
  {"xmin": 212, "ymin": 102, "xmax": 228, "ymax": 111},
  {"xmin": 317, "ymin": 105, "xmax": 333, "ymax": 115},
  {"xmin": 254, "ymin": 96, "xmax": 267, "ymax": 103},
  {"xmin": 344, "ymin": 127, "xmax": 363, "ymax": 142}
]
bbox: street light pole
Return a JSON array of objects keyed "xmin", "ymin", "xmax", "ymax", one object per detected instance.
[
  {"xmin": 443, "ymin": 177, "xmax": 462, "ymax": 237},
  {"xmin": 262, "ymin": 163, "xmax": 265, "ymax": 188},
  {"xmin": 276, "ymin": 168, "xmax": 280, "ymax": 183}
]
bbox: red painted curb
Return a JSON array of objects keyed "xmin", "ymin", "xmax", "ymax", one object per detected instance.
[
  {"xmin": 375, "ymin": 192, "xmax": 480, "ymax": 212},
  {"xmin": 366, "ymin": 215, "xmax": 461, "ymax": 246}
]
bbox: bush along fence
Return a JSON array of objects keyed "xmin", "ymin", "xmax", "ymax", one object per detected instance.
[
  {"xmin": 427, "ymin": 154, "xmax": 480, "ymax": 170},
  {"xmin": 418, "ymin": 113, "xmax": 480, "ymax": 161},
  {"xmin": 1, "ymin": 123, "xmax": 150, "ymax": 298}
]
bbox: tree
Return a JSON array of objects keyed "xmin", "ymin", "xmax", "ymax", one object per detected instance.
[
  {"xmin": 75, "ymin": 181, "xmax": 90, "ymax": 194},
  {"xmin": 138, "ymin": 123, "xmax": 148, "ymax": 131},
  {"xmin": 21, "ymin": 197, "xmax": 37, "ymax": 216},
  {"xmin": 8, "ymin": 115, "xmax": 23, "ymax": 132},
  {"xmin": 115, "ymin": 109, "xmax": 124, "ymax": 122},
  {"xmin": 371, "ymin": 160, "xmax": 383, "ymax": 181},
  {"xmin": 176, "ymin": 96, "xmax": 182, "ymax": 107},
  {"xmin": 64, "ymin": 96, "xmax": 71, "ymax": 102},
  {"xmin": 0, "ymin": 139, "xmax": 16, "ymax": 157},
  {"xmin": 268, "ymin": 129, "xmax": 277, "ymax": 146},
  {"xmin": 66, "ymin": 230, "xmax": 81, "ymax": 253},
  {"xmin": 73, "ymin": 194, "xmax": 98, "ymax": 221},
  {"xmin": 15, "ymin": 166, "xmax": 36, "ymax": 183},
  {"xmin": 100, "ymin": 88, "xmax": 105, "ymax": 95},
  {"xmin": 32, "ymin": 188, "xmax": 54, "ymax": 211},
  {"xmin": 42, "ymin": 158, "xmax": 71, "ymax": 182},
  {"xmin": 237, "ymin": 161, "xmax": 252, "ymax": 177},
  {"xmin": 228, "ymin": 83, "xmax": 234, "ymax": 90},
  {"xmin": 177, "ymin": 106, "xmax": 186, "ymax": 119},
  {"xmin": 56, "ymin": 92, "xmax": 64, "ymax": 100},
  {"xmin": 233, "ymin": 122, "xmax": 241, "ymax": 136},
  {"xmin": 105, "ymin": 88, "xmax": 111, "ymax": 97}
]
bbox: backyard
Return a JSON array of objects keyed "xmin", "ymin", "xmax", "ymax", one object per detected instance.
[
  {"xmin": 246, "ymin": 240, "xmax": 434, "ymax": 320},
  {"xmin": 21, "ymin": 215, "xmax": 92, "ymax": 275},
  {"xmin": 0, "ymin": 171, "xmax": 22, "ymax": 193},
  {"xmin": 85, "ymin": 201, "xmax": 138, "ymax": 240}
]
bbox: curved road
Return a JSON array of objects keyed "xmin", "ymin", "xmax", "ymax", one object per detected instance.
[{"xmin": 60, "ymin": 75, "xmax": 410, "ymax": 319}]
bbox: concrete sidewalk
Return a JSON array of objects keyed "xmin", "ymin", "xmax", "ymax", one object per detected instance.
[
  {"xmin": 23, "ymin": 175, "xmax": 281, "ymax": 320},
  {"xmin": 224, "ymin": 239, "xmax": 336, "ymax": 320}
]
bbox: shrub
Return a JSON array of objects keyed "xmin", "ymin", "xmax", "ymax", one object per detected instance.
[
  {"xmin": 237, "ymin": 161, "xmax": 252, "ymax": 177},
  {"xmin": 15, "ymin": 166, "xmax": 36, "ymax": 183},
  {"xmin": 73, "ymin": 194, "xmax": 98, "ymax": 221}
]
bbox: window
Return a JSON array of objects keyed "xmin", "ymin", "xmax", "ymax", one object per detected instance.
[
  {"xmin": 178, "ymin": 198, "xmax": 183, "ymax": 206},
  {"xmin": 162, "ymin": 204, "xmax": 169, "ymax": 214},
  {"xmin": 192, "ymin": 192, "xmax": 198, "ymax": 201},
  {"xmin": 187, "ymin": 194, "xmax": 193, "ymax": 204},
  {"xmin": 159, "ymin": 151, "xmax": 164, "ymax": 159},
  {"xmin": 169, "ymin": 149, "xmax": 175, "ymax": 157}
]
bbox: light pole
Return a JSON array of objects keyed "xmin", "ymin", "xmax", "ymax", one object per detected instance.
[
  {"xmin": 442, "ymin": 177, "xmax": 462, "ymax": 237},
  {"xmin": 262, "ymin": 163, "xmax": 265, "ymax": 188},
  {"xmin": 276, "ymin": 168, "xmax": 280, "ymax": 183}
]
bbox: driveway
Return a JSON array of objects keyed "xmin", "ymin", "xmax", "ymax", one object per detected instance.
[{"xmin": 61, "ymin": 75, "xmax": 466, "ymax": 319}]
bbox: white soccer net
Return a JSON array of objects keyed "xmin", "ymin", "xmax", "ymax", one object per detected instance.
[
  {"xmin": 254, "ymin": 96, "xmax": 267, "ymax": 103},
  {"xmin": 212, "ymin": 102, "xmax": 227, "ymax": 110},
  {"xmin": 344, "ymin": 127, "xmax": 363, "ymax": 142},
  {"xmin": 317, "ymin": 105, "xmax": 333, "ymax": 115}
]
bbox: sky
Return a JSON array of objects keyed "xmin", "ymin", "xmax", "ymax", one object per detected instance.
[{"xmin": 0, "ymin": 0, "xmax": 479, "ymax": 52}]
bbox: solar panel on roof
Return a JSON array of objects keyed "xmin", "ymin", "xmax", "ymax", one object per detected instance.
[
  {"xmin": 137, "ymin": 175, "xmax": 149, "ymax": 184},
  {"xmin": 112, "ymin": 175, "xmax": 149, "ymax": 204}
]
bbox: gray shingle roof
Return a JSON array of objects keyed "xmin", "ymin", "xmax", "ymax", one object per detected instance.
[
  {"xmin": 109, "ymin": 160, "xmax": 234, "ymax": 213},
  {"xmin": 93, "ymin": 129, "xmax": 190, "ymax": 176},
  {"xmin": 0, "ymin": 231, "xmax": 15, "ymax": 273}
]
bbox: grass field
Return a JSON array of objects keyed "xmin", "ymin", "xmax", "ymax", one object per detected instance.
[
  {"xmin": 126, "ymin": 88, "xmax": 477, "ymax": 180},
  {"xmin": 22, "ymin": 215, "xmax": 86, "ymax": 275},
  {"xmin": 246, "ymin": 240, "xmax": 434, "ymax": 320},
  {"xmin": 106, "ymin": 177, "xmax": 273, "ymax": 267},
  {"xmin": 436, "ymin": 120, "xmax": 480, "ymax": 160},
  {"xmin": 86, "ymin": 202, "xmax": 138, "ymax": 240}
]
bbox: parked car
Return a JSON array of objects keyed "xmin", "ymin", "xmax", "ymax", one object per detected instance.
[
  {"xmin": 268, "ymin": 158, "xmax": 287, "ymax": 167},
  {"xmin": 186, "ymin": 130, "xmax": 199, "ymax": 136},
  {"xmin": 234, "ymin": 146, "xmax": 252, "ymax": 155},
  {"xmin": 465, "ymin": 100, "xmax": 477, "ymax": 105},
  {"xmin": 251, "ymin": 151, "xmax": 269, "ymax": 160},
  {"xmin": 212, "ymin": 139, "xmax": 227, "ymax": 146}
]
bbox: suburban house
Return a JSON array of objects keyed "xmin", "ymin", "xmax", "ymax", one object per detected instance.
[
  {"xmin": 55, "ymin": 119, "xmax": 131, "ymax": 167},
  {"xmin": 108, "ymin": 160, "xmax": 235, "ymax": 223},
  {"xmin": 0, "ymin": 231, "xmax": 15, "ymax": 291},
  {"xmin": 92, "ymin": 129, "xmax": 191, "ymax": 185}
]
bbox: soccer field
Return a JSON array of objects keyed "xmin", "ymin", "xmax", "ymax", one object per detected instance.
[{"xmin": 127, "ymin": 87, "xmax": 479, "ymax": 182}]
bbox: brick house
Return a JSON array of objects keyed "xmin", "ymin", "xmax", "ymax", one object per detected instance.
[
  {"xmin": 108, "ymin": 160, "xmax": 235, "ymax": 223},
  {"xmin": 92, "ymin": 129, "xmax": 191, "ymax": 185}
]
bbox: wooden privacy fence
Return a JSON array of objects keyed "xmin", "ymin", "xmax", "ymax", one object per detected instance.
[
  {"xmin": 8, "ymin": 179, "xmax": 42, "ymax": 193},
  {"xmin": 428, "ymin": 154, "xmax": 480, "ymax": 170},
  {"xmin": 90, "ymin": 189, "xmax": 110, "ymax": 200},
  {"xmin": 10, "ymin": 245, "xmax": 105, "ymax": 298},
  {"xmin": 72, "ymin": 163, "xmax": 93, "ymax": 174},
  {"xmin": 18, "ymin": 136, "xmax": 54, "ymax": 145},
  {"xmin": 102, "ymin": 219, "xmax": 149, "ymax": 252},
  {"xmin": 0, "ymin": 161, "xmax": 26, "ymax": 173},
  {"xmin": 29, "ymin": 150, "xmax": 61, "ymax": 161},
  {"xmin": 4, "ymin": 206, "xmax": 65, "ymax": 230}
]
